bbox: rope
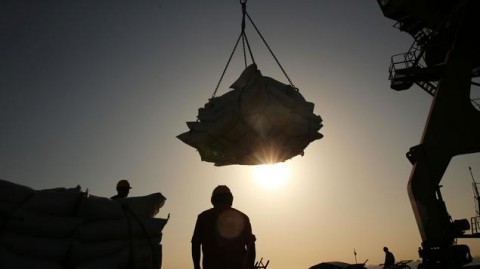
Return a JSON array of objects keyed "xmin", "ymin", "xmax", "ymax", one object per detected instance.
[
  {"xmin": 241, "ymin": 33, "xmax": 247, "ymax": 68},
  {"xmin": 242, "ymin": 31, "xmax": 255, "ymax": 65},
  {"xmin": 123, "ymin": 205, "xmax": 161, "ymax": 269},
  {"xmin": 212, "ymin": 0, "xmax": 295, "ymax": 98},
  {"xmin": 0, "ymin": 192, "xmax": 35, "ymax": 234},
  {"xmin": 245, "ymin": 11, "xmax": 297, "ymax": 90},
  {"xmin": 121, "ymin": 204, "xmax": 135, "ymax": 269},
  {"xmin": 211, "ymin": 32, "xmax": 243, "ymax": 98},
  {"xmin": 212, "ymin": 0, "xmax": 256, "ymax": 99},
  {"xmin": 241, "ymin": 0, "xmax": 247, "ymax": 33},
  {"xmin": 240, "ymin": 0, "xmax": 255, "ymax": 66}
]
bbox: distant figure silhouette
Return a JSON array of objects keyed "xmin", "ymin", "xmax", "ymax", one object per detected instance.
[
  {"xmin": 191, "ymin": 185, "xmax": 256, "ymax": 269},
  {"xmin": 383, "ymin": 247, "xmax": 395, "ymax": 268},
  {"xmin": 111, "ymin": 179, "xmax": 131, "ymax": 200}
]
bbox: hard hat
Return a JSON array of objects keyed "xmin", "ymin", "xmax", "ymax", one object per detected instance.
[{"xmin": 117, "ymin": 179, "xmax": 131, "ymax": 189}]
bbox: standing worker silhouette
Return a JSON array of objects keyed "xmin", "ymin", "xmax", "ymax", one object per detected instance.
[
  {"xmin": 383, "ymin": 247, "xmax": 395, "ymax": 268},
  {"xmin": 191, "ymin": 185, "xmax": 256, "ymax": 269},
  {"xmin": 111, "ymin": 179, "xmax": 131, "ymax": 200}
]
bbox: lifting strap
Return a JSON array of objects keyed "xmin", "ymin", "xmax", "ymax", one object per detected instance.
[{"xmin": 212, "ymin": 0, "xmax": 296, "ymax": 98}]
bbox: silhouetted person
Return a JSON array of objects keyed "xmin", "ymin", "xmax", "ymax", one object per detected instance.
[
  {"xmin": 383, "ymin": 247, "xmax": 395, "ymax": 268},
  {"xmin": 111, "ymin": 179, "xmax": 131, "ymax": 200},
  {"xmin": 191, "ymin": 185, "xmax": 256, "ymax": 269}
]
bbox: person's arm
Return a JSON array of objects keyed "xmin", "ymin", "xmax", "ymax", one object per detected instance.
[
  {"xmin": 192, "ymin": 242, "xmax": 201, "ymax": 269},
  {"xmin": 247, "ymin": 238, "xmax": 256, "ymax": 269},
  {"xmin": 245, "ymin": 218, "xmax": 256, "ymax": 269},
  {"xmin": 192, "ymin": 215, "xmax": 202, "ymax": 269}
]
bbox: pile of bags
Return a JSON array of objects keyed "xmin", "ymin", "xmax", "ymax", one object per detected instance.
[
  {"xmin": 178, "ymin": 64, "xmax": 323, "ymax": 166},
  {"xmin": 0, "ymin": 179, "xmax": 168, "ymax": 269}
]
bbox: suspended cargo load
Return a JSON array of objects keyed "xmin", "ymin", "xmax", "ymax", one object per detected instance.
[
  {"xmin": 0, "ymin": 178, "xmax": 168, "ymax": 269},
  {"xmin": 177, "ymin": 0, "xmax": 323, "ymax": 165},
  {"xmin": 178, "ymin": 64, "xmax": 323, "ymax": 166}
]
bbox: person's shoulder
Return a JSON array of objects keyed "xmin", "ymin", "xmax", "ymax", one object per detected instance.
[
  {"xmin": 198, "ymin": 207, "xmax": 216, "ymax": 216},
  {"xmin": 230, "ymin": 207, "xmax": 249, "ymax": 218},
  {"xmin": 231, "ymin": 207, "xmax": 246, "ymax": 213}
]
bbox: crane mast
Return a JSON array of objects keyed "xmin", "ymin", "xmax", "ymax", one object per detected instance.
[{"xmin": 377, "ymin": 0, "xmax": 480, "ymax": 268}]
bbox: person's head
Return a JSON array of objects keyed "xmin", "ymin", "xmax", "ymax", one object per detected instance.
[
  {"xmin": 116, "ymin": 179, "xmax": 131, "ymax": 198},
  {"xmin": 383, "ymin": 247, "xmax": 389, "ymax": 253},
  {"xmin": 211, "ymin": 185, "xmax": 233, "ymax": 207}
]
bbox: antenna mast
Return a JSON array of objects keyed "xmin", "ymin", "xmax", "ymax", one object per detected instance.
[{"xmin": 470, "ymin": 167, "xmax": 480, "ymax": 216}]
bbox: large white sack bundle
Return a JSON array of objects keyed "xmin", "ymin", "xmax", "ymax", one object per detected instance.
[
  {"xmin": 0, "ymin": 201, "xmax": 18, "ymax": 218},
  {"xmin": 23, "ymin": 186, "xmax": 85, "ymax": 217},
  {"xmin": 0, "ymin": 245, "xmax": 63, "ymax": 269},
  {"xmin": 0, "ymin": 179, "xmax": 167, "ymax": 269},
  {"xmin": 0, "ymin": 178, "xmax": 34, "ymax": 205},
  {"xmin": 5, "ymin": 208, "xmax": 83, "ymax": 238},
  {"xmin": 70, "ymin": 239, "xmax": 127, "ymax": 263},
  {"xmin": 76, "ymin": 194, "xmax": 125, "ymax": 220},
  {"xmin": 0, "ymin": 231, "xmax": 71, "ymax": 262},
  {"xmin": 76, "ymin": 217, "xmax": 167, "ymax": 243},
  {"xmin": 70, "ymin": 237, "xmax": 162, "ymax": 264},
  {"xmin": 178, "ymin": 63, "xmax": 323, "ymax": 166},
  {"xmin": 117, "ymin": 192, "xmax": 166, "ymax": 218},
  {"xmin": 75, "ymin": 243, "xmax": 161, "ymax": 269}
]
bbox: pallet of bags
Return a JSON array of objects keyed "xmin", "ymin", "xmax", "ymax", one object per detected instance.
[
  {"xmin": 0, "ymin": 179, "xmax": 85, "ymax": 267},
  {"xmin": 0, "ymin": 179, "xmax": 168, "ymax": 269},
  {"xmin": 0, "ymin": 245, "xmax": 63, "ymax": 269},
  {"xmin": 73, "ymin": 193, "xmax": 167, "ymax": 269}
]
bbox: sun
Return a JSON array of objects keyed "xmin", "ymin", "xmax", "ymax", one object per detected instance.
[{"xmin": 251, "ymin": 162, "xmax": 291, "ymax": 189}]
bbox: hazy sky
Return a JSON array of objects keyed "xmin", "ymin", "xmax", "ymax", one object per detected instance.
[{"xmin": 1, "ymin": 1, "xmax": 479, "ymax": 269}]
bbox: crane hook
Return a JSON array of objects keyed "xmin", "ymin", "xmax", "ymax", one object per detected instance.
[{"xmin": 240, "ymin": 0, "xmax": 247, "ymax": 32}]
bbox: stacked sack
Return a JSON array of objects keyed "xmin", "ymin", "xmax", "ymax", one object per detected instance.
[
  {"xmin": 177, "ymin": 63, "xmax": 323, "ymax": 166},
  {"xmin": 0, "ymin": 179, "xmax": 168, "ymax": 269}
]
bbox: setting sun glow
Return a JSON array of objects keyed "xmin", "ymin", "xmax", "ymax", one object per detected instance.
[{"xmin": 251, "ymin": 163, "xmax": 291, "ymax": 189}]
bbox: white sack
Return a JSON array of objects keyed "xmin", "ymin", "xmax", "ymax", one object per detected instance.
[
  {"xmin": 0, "ymin": 231, "xmax": 71, "ymax": 262},
  {"xmin": 23, "ymin": 187, "xmax": 85, "ymax": 217},
  {"xmin": 178, "ymin": 63, "xmax": 323, "ymax": 166},
  {"xmin": 118, "ymin": 193, "xmax": 166, "ymax": 218},
  {"xmin": 0, "ymin": 201, "xmax": 17, "ymax": 218},
  {"xmin": 76, "ymin": 217, "xmax": 167, "ymax": 243},
  {"xmin": 6, "ymin": 208, "xmax": 83, "ymax": 238},
  {"xmin": 0, "ymin": 245, "xmax": 63, "ymax": 269},
  {"xmin": 76, "ymin": 194, "xmax": 124, "ymax": 220},
  {"xmin": 70, "ymin": 239, "xmax": 128, "ymax": 263},
  {"xmin": 0, "ymin": 178, "xmax": 34, "ymax": 205},
  {"xmin": 75, "ymin": 243, "xmax": 161, "ymax": 269}
]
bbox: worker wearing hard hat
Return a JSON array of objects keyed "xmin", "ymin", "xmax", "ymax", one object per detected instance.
[
  {"xmin": 111, "ymin": 179, "xmax": 131, "ymax": 200},
  {"xmin": 191, "ymin": 185, "xmax": 256, "ymax": 269}
]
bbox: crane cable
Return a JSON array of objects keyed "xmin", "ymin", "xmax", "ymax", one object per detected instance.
[
  {"xmin": 212, "ymin": 0, "xmax": 296, "ymax": 98},
  {"xmin": 244, "ymin": 10, "xmax": 296, "ymax": 89}
]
